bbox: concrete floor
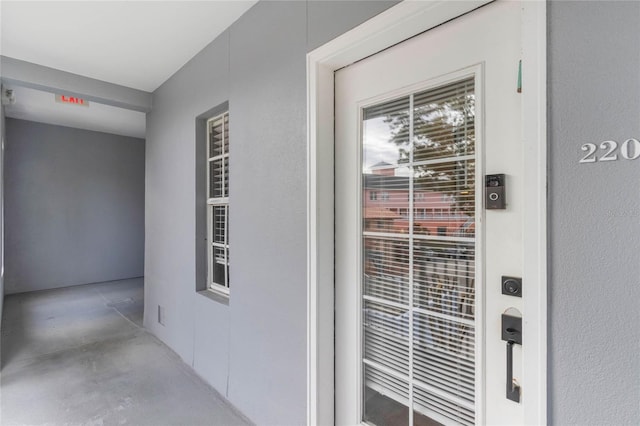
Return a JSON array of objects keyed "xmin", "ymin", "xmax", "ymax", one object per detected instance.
[{"xmin": 0, "ymin": 278, "xmax": 251, "ymax": 426}]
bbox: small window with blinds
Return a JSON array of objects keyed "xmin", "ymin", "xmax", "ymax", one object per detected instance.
[
  {"xmin": 362, "ymin": 77, "xmax": 476, "ymax": 426},
  {"xmin": 207, "ymin": 112, "xmax": 230, "ymax": 295}
]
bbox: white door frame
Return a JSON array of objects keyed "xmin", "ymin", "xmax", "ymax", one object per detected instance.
[{"xmin": 306, "ymin": 1, "xmax": 547, "ymax": 425}]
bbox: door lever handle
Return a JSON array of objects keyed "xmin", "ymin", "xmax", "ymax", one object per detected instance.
[
  {"xmin": 506, "ymin": 340, "xmax": 521, "ymax": 402},
  {"xmin": 501, "ymin": 312, "xmax": 522, "ymax": 403}
]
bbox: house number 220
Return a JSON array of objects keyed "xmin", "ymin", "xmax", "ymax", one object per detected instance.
[{"xmin": 580, "ymin": 139, "xmax": 640, "ymax": 163}]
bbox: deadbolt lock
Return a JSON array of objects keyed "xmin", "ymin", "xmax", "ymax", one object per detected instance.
[{"xmin": 502, "ymin": 276, "xmax": 522, "ymax": 297}]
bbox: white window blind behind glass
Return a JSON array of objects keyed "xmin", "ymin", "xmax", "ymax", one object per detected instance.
[
  {"xmin": 361, "ymin": 77, "xmax": 476, "ymax": 426},
  {"xmin": 207, "ymin": 112, "xmax": 230, "ymax": 293}
]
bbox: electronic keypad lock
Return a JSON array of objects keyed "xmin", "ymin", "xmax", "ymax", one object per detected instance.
[{"xmin": 485, "ymin": 174, "xmax": 506, "ymax": 209}]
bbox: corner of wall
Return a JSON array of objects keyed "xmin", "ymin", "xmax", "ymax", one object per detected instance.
[{"xmin": 0, "ymin": 101, "xmax": 5, "ymax": 330}]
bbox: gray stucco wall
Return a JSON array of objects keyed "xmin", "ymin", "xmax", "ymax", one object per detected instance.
[
  {"xmin": 5, "ymin": 119, "xmax": 145, "ymax": 294},
  {"xmin": 0, "ymin": 104, "xmax": 5, "ymax": 323},
  {"xmin": 548, "ymin": 1, "xmax": 640, "ymax": 424},
  {"xmin": 144, "ymin": 1, "xmax": 396, "ymax": 424}
]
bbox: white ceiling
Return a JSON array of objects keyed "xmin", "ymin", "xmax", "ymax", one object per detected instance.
[
  {"xmin": 0, "ymin": 1, "xmax": 257, "ymax": 138},
  {"xmin": 3, "ymin": 85, "xmax": 146, "ymax": 138},
  {"xmin": 1, "ymin": 1, "xmax": 258, "ymax": 92}
]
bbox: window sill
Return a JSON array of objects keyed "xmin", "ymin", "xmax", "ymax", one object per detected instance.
[{"xmin": 197, "ymin": 289, "xmax": 229, "ymax": 306}]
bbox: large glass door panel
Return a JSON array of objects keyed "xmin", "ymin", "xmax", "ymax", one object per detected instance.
[{"xmin": 361, "ymin": 79, "xmax": 476, "ymax": 426}]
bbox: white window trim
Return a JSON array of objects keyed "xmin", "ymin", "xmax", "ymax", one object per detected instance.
[
  {"xmin": 306, "ymin": 1, "xmax": 547, "ymax": 425},
  {"xmin": 207, "ymin": 112, "xmax": 230, "ymax": 297}
]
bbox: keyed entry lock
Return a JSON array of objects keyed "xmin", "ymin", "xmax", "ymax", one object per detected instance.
[
  {"xmin": 502, "ymin": 276, "xmax": 522, "ymax": 297},
  {"xmin": 485, "ymin": 174, "xmax": 506, "ymax": 209}
]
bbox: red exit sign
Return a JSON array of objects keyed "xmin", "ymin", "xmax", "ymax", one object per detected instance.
[{"xmin": 55, "ymin": 94, "xmax": 90, "ymax": 107}]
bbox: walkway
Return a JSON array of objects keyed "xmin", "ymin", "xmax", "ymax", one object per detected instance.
[{"xmin": 1, "ymin": 278, "xmax": 250, "ymax": 426}]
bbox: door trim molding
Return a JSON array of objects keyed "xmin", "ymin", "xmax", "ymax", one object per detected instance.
[{"xmin": 306, "ymin": 1, "xmax": 547, "ymax": 424}]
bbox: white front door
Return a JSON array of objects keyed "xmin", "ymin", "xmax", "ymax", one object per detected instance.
[{"xmin": 334, "ymin": 2, "xmax": 529, "ymax": 424}]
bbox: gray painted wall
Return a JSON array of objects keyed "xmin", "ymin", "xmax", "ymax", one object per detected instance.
[
  {"xmin": 5, "ymin": 119, "xmax": 145, "ymax": 294},
  {"xmin": 144, "ymin": 1, "xmax": 396, "ymax": 425},
  {"xmin": 0, "ymin": 103, "xmax": 5, "ymax": 324},
  {"xmin": 146, "ymin": 0, "xmax": 640, "ymax": 424},
  {"xmin": 548, "ymin": 1, "xmax": 640, "ymax": 424}
]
